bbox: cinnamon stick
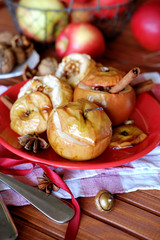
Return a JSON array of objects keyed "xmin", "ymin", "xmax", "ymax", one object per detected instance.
[
  {"xmin": 109, "ymin": 67, "xmax": 140, "ymax": 94},
  {"xmin": 0, "ymin": 95, "xmax": 13, "ymax": 109},
  {"xmin": 133, "ymin": 79, "xmax": 155, "ymax": 95}
]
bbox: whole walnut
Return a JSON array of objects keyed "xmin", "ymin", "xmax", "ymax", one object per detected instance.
[
  {"xmin": 0, "ymin": 43, "xmax": 15, "ymax": 74},
  {"xmin": 0, "ymin": 31, "xmax": 14, "ymax": 45},
  {"xmin": 38, "ymin": 57, "xmax": 58, "ymax": 75},
  {"xmin": 11, "ymin": 34, "xmax": 34, "ymax": 65}
]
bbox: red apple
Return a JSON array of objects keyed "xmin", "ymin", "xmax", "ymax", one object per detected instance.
[
  {"xmin": 62, "ymin": 0, "xmax": 91, "ymax": 4},
  {"xmin": 131, "ymin": 0, "xmax": 160, "ymax": 51},
  {"xmin": 70, "ymin": 2, "xmax": 94, "ymax": 23},
  {"xmin": 92, "ymin": 0, "xmax": 130, "ymax": 19},
  {"xmin": 62, "ymin": 0, "xmax": 94, "ymax": 23},
  {"xmin": 55, "ymin": 22, "xmax": 106, "ymax": 59}
]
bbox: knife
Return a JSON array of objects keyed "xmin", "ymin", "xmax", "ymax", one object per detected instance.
[
  {"xmin": 0, "ymin": 193, "xmax": 18, "ymax": 240},
  {"xmin": 0, "ymin": 172, "xmax": 74, "ymax": 223}
]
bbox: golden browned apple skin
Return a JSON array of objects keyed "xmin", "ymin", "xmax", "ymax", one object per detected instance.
[
  {"xmin": 47, "ymin": 99, "xmax": 112, "ymax": 161},
  {"xmin": 10, "ymin": 91, "xmax": 53, "ymax": 136},
  {"xmin": 73, "ymin": 84, "xmax": 136, "ymax": 126}
]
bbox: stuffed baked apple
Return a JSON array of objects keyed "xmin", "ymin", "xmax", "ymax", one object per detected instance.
[
  {"xmin": 74, "ymin": 67, "xmax": 140, "ymax": 126},
  {"xmin": 10, "ymin": 91, "xmax": 52, "ymax": 135},
  {"xmin": 47, "ymin": 98, "xmax": 112, "ymax": 161},
  {"xmin": 10, "ymin": 74, "xmax": 73, "ymax": 136},
  {"xmin": 18, "ymin": 74, "xmax": 73, "ymax": 108},
  {"xmin": 55, "ymin": 53, "xmax": 101, "ymax": 88}
]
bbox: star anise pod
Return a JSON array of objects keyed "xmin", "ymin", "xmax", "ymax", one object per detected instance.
[
  {"xmin": 37, "ymin": 172, "xmax": 60, "ymax": 194},
  {"xmin": 18, "ymin": 133, "xmax": 49, "ymax": 153}
]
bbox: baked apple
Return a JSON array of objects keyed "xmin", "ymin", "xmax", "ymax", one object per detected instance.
[
  {"xmin": 18, "ymin": 74, "xmax": 73, "ymax": 108},
  {"xmin": 73, "ymin": 67, "xmax": 139, "ymax": 126},
  {"xmin": 10, "ymin": 91, "xmax": 52, "ymax": 136},
  {"xmin": 55, "ymin": 53, "xmax": 100, "ymax": 88},
  {"xmin": 47, "ymin": 98, "xmax": 112, "ymax": 161}
]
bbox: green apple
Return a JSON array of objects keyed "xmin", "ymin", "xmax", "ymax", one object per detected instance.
[{"xmin": 16, "ymin": 0, "xmax": 68, "ymax": 42}]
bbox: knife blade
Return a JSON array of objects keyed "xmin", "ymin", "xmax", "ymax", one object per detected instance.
[
  {"xmin": 0, "ymin": 172, "xmax": 74, "ymax": 223},
  {"xmin": 0, "ymin": 193, "xmax": 18, "ymax": 240}
]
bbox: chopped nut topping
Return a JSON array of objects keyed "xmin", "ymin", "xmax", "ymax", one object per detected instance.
[
  {"xmin": 64, "ymin": 59, "xmax": 80, "ymax": 78},
  {"xmin": 37, "ymin": 85, "xmax": 45, "ymax": 92},
  {"xmin": 43, "ymin": 86, "xmax": 53, "ymax": 93}
]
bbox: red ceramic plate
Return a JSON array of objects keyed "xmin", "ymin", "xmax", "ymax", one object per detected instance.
[{"xmin": 0, "ymin": 81, "xmax": 160, "ymax": 170}]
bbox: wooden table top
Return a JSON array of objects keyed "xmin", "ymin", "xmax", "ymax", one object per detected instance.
[{"xmin": 0, "ymin": 1, "xmax": 160, "ymax": 240}]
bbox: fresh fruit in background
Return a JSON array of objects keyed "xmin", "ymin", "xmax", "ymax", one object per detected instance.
[
  {"xmin": 69, "ymin": 2, "xmax": 94, "ymax": 23},
  {"xmin": 92, "ymin": 0, "xmax": 130, "ymax": 19},
  {"xmin": 62, "ymin": 0, "xmax": 94, "ymax": 23},
  {"xmin": 73, "ymin": 66, "xmax": 138, "ymax": 126},
  {"xmin": 16, "ymin": 0, "xmax": 68, "ymax": 43},
  {"xmin": 131, "ymin": 0, "xmax": 160, "ymax": 51},
  {"xmin": 55, "ymin": 22, "xmax": 106, "ymax": 59},
  {"xmin": 70, "ymin": 9, "xmax": 93, "ymax": 23},
  {"xmin": 47, "ymin": 98, "xmax": 112, "ymax": 161},
  {"xmin": 62, "ymin": 0, "xmax": 91, "ymax": 4},
  {"xmin": 63, "ymin": 0, "xmax": 130, "ymax": 19}
]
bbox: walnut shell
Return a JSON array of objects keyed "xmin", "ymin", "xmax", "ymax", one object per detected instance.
[
  {"xmin": 0, "ymin": 31, "xmax": 14, "ymax": 45},
  {"xmin": 38, "ymin": 57, "xmax": 58, "ymax": 75},
  {"xmin": 11, "ymin": 46, "xmax": 26, "ymax": 65},
  {"xmin": 0, "ymin": 44, "xmax": 15, "ymax": 74},
  {"xmin": 11, "ymin": 34, "xmax": 34, "ymax": 65}
]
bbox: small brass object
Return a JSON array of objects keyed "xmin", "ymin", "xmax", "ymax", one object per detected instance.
[{"xmin": 95, "ymin": 190, "xmax": 114, "ymax": 212}]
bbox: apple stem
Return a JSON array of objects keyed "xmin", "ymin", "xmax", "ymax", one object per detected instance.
[{"xmin": 84, "ymin": 107, "xmax": 103, "ymax": 119}]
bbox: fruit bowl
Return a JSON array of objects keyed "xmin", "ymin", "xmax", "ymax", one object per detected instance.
[{"xmin": 4, "ymin": 0, "xmax": 135, "ymax": 43}]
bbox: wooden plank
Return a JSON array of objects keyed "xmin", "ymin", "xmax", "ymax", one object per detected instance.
[
  {"xmin": 9, "ymin": 205, "xmax": 68, "ymax": 240},
  {"xmin": 78, "ymin": 197, "xmax": 160, "ymax": 240},
  {"xmin": 116, "ymin": 190, "xmax": 160, "ymax": 215},
  {"xmin": 142, "ymin": 190, "xmax": 160, "ymax": 199},
  {"xmin": 9, "ymin": 205, "xmax": 138, "ymax": 240},
  {"xmin": 12, "ymin": 217, "xmax": 59, "ymax": 240}
]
